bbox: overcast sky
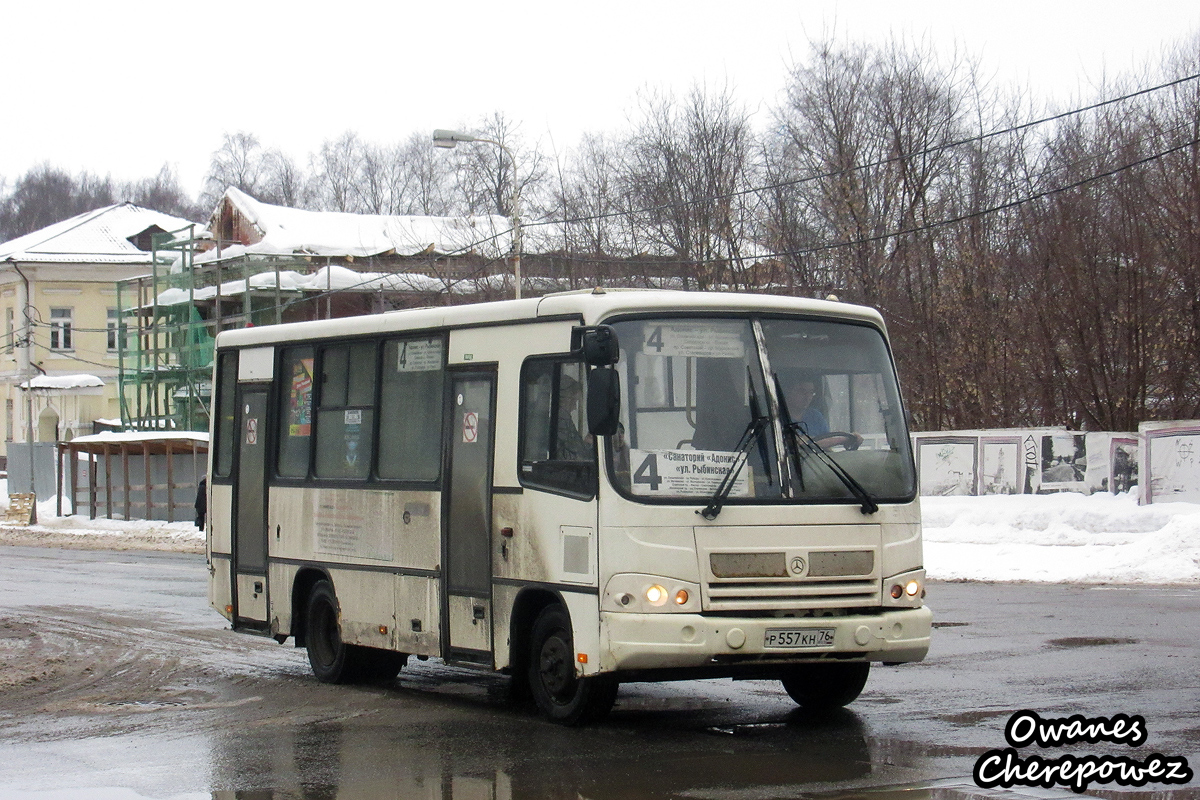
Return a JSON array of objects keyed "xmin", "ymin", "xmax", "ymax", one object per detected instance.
[{"xmin": 5, "ymin": 0, "xmax": 1199, "ymax": 199}]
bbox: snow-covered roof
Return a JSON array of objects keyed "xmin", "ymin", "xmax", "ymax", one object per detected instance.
[
  {"xmin": 200, "ymin": 187, "xmax": 561, "ymax": 264},
  {"xmin": 19, "ymin": 374, "xmax": 105, "ymax": 390},
  {"xmin": 0, "ymin": 203, "xmax": 202, "ymax": 265},
  {"xmin": 69, "ymin": 430, "xmax": 209, "ymax": 445}
]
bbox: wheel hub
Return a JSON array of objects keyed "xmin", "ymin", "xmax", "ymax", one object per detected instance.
[{"xmin": 538, "ymin": 633, "xmax": 573, "ymax": 697}]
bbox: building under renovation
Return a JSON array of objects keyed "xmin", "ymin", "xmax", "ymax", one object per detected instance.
[
  {"xmin": 117, "ymin": 187, "xmax": 778, "ymax": 435},
  {"xmin": 118, "ymin": 188, "xmax": 560, "ymax": 433}
]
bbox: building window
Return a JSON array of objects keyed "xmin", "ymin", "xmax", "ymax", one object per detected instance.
[
  {"xmin": 107, "ymin": 308, "xmax": 119, "ymax": 351},
  {"xmin": 49, "ymin": 308, "xmax": 73, "ymax": 351},
  {"xmin": 5, "ymin": 307, "xmax": 12, "ymax": 354}
]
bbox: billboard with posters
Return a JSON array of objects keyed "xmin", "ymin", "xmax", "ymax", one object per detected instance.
[
  {"xmin": 1039, "ymin": 432, "xmax": 1088, "ymax": 493},
  {"xmin": 979, "ymin": 436, "xmax": 1023, "ymax": 495},
  {"xmin": 1140, "ymin": 421, "xmax": 1200, "ymax": 504},
  {"xmin": 915, "ymin": 436, "xmax": 978, "ymax": 496}
]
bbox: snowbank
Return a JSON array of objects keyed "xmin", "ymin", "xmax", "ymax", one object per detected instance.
[{"xmin": 923, "ymin": 491, "xmax": 1200, "ymax": 584}]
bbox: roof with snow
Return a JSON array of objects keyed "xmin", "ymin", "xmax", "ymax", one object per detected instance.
[
  {"xmin": 0, "ymin": 203, "xmax": 203, "ymax": 265},
  {"xmin": 201, "ymin": 187, "xmax": 561, "ymax": 264},
  {"xmin": 19, "ymin": 374, "xmax": 105, "ymax": 390}
]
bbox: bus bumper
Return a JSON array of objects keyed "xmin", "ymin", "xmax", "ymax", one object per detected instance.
[{"xmin": 599, "ymin": 605, "xmax": 932, "ymax": 673}]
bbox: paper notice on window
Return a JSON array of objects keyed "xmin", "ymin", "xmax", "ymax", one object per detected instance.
[
  {"xmin": 629, "ymin": 449, "xmax": 751, "ymax": 497},
  {"xmin": 642, "ymin": 322, "xmax": 745, "ymax": 359},
  {"xmin": 396, "ymin": 338, "xmax": 443, "ymax": 372}
]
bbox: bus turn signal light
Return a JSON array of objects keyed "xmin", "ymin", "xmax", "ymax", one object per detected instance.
[{"xmin": 674, "ymin": 589, "xmax": 689, "ymax": 605}]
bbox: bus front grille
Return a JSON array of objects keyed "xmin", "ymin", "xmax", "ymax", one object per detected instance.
[{"xmin": 702, "ymin": 579, "xmax": 880, "ymax": 611}]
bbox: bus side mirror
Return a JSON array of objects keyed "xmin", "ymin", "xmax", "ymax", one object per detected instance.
[
  {"xmin": 573, "ymin": 325, "xmax": 619, "ymax": 366},
  {"xmin": 587, "ymin": 368, "xmax": 621, "ymax": 437}
]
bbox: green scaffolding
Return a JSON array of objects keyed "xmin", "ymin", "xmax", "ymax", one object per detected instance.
[{"xmin": 115, "ymin": 232, "xmax": 394, "ymax": 432}]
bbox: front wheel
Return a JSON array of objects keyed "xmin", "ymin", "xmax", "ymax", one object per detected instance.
[
  {"xmin": 528, "ymin": 605, "xmax": 617, "ymax": 725},
  {"xmin": 780, "ymin": 662, "xmax": 870, "ymax": 710}
]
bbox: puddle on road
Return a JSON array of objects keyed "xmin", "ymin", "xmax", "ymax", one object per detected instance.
[
  {"xmin": 935, "ymin": 710, "xmax": 1012, "ymax": 726},
  {"xmin": 1044, "ymin": 636, "xmax": 1139, "ymax": 649}
]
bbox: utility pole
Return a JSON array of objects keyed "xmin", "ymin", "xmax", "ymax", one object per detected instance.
[{"xmin": 12, "ymin": 261, "xmax": 36, "ymax": 523}]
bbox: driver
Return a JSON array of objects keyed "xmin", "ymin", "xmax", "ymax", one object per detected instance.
[{"xmin": 779, "ymin": 373, "xmax": 863, "ymax": 450}]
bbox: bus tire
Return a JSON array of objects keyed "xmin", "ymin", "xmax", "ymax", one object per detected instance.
[
  {"xmin": 528, "ymin": 605, "xmax": 617, "ymax": 725},
  {"xmin": 305, "ymin": 580, "xmax": 362, "ymax": 684},
  {"xmin": 780, "ymin": 662, "xmax": 870, "ymax": 710}
]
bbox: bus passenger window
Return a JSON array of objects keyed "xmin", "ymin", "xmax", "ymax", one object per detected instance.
[
  {"xmin": 519, "ymin": 359, "xmax": 596, "ymax": 498},
  {"xmin": 378, "ymin": 337, "xmax": 445, "ymax": 482},
  {"xmin": 277, "ymin": 346, "xmax": 315, "ymax": 478},
  {"xmin": 213, "ymin": 351, "xmax": 238, "ymax": 479},
  {"xmin": 314, "ymin": 341, "xmax": 376, "ymax": 480}
]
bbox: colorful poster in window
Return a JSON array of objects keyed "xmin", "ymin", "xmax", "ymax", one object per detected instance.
[{"xmin": 288, "ymin": 357, "xmax": 314, "ymax": 437}]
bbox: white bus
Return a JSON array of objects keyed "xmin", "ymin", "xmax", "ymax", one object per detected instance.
[{"xmin": 207, "ymin": 289, "xmax": 930, "ymax": 724}]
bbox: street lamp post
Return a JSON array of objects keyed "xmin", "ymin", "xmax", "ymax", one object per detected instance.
[{"xmin": 433, "ymin": 129, "xmax": 523, "ymax": 300}]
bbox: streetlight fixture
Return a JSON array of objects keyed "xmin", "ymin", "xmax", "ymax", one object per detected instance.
[{"xmin": 433, "ymin": 129, "xmax": 524, "ymax": 300}]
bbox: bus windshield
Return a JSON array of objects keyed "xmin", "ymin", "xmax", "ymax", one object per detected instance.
[{"xmin": 608, "ymin": 316, "xmax": 915, "ymax": 506}]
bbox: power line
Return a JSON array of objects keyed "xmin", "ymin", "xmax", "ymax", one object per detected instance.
[
  {"xmin": 777, "ymin": 134, "xmax": 1200, "ymax": 260},
  {"xmin": 527, "ymin": 70, "xmax": 1200, "ymax": 231}
]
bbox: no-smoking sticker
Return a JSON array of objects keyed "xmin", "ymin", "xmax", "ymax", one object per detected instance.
[
  {"xmin": 462, "ymin": 411, "xmax": 479, "ymax": 443},
  {"xmin": 245, "ymin": 418, "xmax": 258, "ymax": 445}
]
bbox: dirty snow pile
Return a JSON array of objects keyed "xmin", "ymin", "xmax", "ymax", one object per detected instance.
[
  {"xmin": 1, "ymin": 485, "xmax": 1198, "ymax": 584},
  {"xmin": 922, "ymin": 491, "xmax": 1200, "ymax": 584},
  {"xmin": 0, "ymin": 491, "xmax": 203, "ymax": 553}
]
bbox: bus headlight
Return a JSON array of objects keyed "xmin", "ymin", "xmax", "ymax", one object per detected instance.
[
  {"xmin": 883, "ymin": 569, "xmax": 925, "ymax": 608},
  {"xmin": 645, "ymin": 585, "xmax": 668, "ymax": 606},
  {"xmin": 604, "ymin": 574, "xmax": 701, "ymax": 613}
]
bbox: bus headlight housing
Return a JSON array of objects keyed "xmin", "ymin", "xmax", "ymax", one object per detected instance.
[
  {"xmin": 604, "ymin": 574, "xmax": 701, "ymax": 613},
  {"xmin": 882, "ymin": 568, "xmax": 926, "ymax": 608}
]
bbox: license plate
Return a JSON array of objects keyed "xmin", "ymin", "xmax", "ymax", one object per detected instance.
[{"xmin": 764, "ymin": 628, "xmax": 835, "ymax": 648}]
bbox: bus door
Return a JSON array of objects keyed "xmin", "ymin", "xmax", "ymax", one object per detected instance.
[
  {"xmin": 443, "ymin": 370, "xmax": 496, "ymax": 665},
  {"xmin": 231, "ymin": 384, "xmax": 270, "ymax": 631}
]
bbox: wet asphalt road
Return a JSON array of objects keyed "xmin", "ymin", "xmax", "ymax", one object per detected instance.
[{"xmin": 0, "ymin": 545, "xmax": 1196, "ymax": 800}]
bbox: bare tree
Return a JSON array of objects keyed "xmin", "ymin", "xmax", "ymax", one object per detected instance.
[
  {"xmin": 201, "ymin": 132, "xmax": 275, "ymax": 209},
  {"xmin": 0, "ymin": 163, "xmax": 115, "ymax": 240},
  {"xmin": 121, "ymin": 163, "xmax": 205, "ymax": 220},
  {"xmin": 620, "ymin": 84, "xmax": 758, "ymax": 289}
]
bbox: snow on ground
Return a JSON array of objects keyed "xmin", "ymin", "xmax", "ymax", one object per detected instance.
[
  {"xmin": 923, "ymin": 491, "xmax": 1200, "ymax": 584},
  {"xmin": 0, "ymin": 488, "xmax": 1196, "ymax": 584}
]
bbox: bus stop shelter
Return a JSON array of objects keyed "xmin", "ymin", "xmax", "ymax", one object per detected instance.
[{"xmin": 57, "ymin": 432, "xmax": 209, "ymax": 522}]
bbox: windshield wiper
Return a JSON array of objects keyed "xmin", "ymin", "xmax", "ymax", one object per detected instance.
[
  {"xmin": 698, "ymin": 411, "xmax": 769, "ymax": 521},
  {"xmin": 772, "ymin": 373, "xmax": 878, "ymax": 515},
  {"xmin": 747, "ymin": 367, "xmax": 773, "ymax": 488}
]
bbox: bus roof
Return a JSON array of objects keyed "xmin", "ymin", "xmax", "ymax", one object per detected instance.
[{"xmin": 213, "ymin": 288, "xmax": 887, "ymax": 349}]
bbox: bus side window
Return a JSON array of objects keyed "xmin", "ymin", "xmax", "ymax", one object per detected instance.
[
  {"xmin": 519, "ymin": 358, "xmax": 595, "ymax": 498},
  {"xmin": 277, "ymin": 346, "xmax": 315, "ymax": 478},
  {"xmin": 213, "ymin": 351, "xmax": 238, "ymax": 479},
  {"xmin": 314, "ymin": 341, "xmax": 376, "ymax": 480},
  {"xmin": 378, "ymin": 336, "xmax": 445, "ymax": 482}
]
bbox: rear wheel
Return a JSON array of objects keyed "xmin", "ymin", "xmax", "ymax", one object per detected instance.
[
  {"xmin": 780, "ymin": 662, "xmax": 870, "ymax": 710},
  {"xmin": 528, "ymin": 605, "xmax": 617, "ymax": 725}
]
